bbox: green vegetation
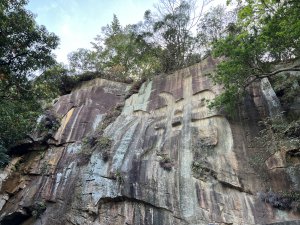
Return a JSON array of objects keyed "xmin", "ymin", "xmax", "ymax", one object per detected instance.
[
  {"xmin": 80, "ymin": 102, "xmax": 124, "ymax": 163},
  {"xmin": 97, "ymin": 137, "xmax": 112, "ymax": 149},
  {"xmin": 159, "ymin": 156, "xmax": 173, "ymax": 171},
  {"xmin": 1, "ymin": 0, "xmax": 299, "ymax": 169},
  {"xmin": 249, "ymin": 114, "xmax": 300, "ymax": 181},
  {"xmin": 96, "ymin": 137, "xmax": 112, "ymax": 162},
  {"xmin": 209, "ymin": 2, "xmax": 300, "ymax": 175},
  {"xmin": 210, "ymin": 0, "xmax": 300, "ymax": 113},
  {"xmin": 256, "ymin": 115, "xmax": 300, "ymax": 154},
  {"xmin": 68, "ymin": 14, "xmax": 162, "ymax": 79},
  {"xmin": 259, "ymin": 190, "xmax": 300, "ymax": 212},
  {"xmin": 271, "ymin": 73, "xmax": 300, "ymax": 119},
  {"xmin": 197, "ymin": 5, "xmax": 236, "ymax": 55},
  {"xmin": 36, "ymin": 110, "xmax": 60, "ymax": 135},
  {"xmin": 96, "ymin": 102, "xmax": 124, "ymax": 135},
  {"xmin": 125, "ymin": 78, "xmax": 147, "ymax": 99},
  {"xmin": 30, "ymin": 201, "xmax": 47, "ymax": 219},
  {"xmin": 67, "ymin": 0, "xmax": 228, "ymax": 78},
  {"xmin": 113, "ymin": 170, "xmax": 124, "ymax": 184},
  {"xmin": 92, "ymin": 103, "xmax": 124, "ymax": 161},
  {"xmin": 0, "ymin": 0, "xmax": 59, "ymax": 166},
  {"xmin": 191, "ymin": 160, "xmax": 215, "ymax": 181}
]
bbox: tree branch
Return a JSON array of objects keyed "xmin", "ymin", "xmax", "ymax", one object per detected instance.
[
  {"xmin": 244, "ymin": 64, "xmax": 300, "ymax": 88},
  {"xmin": 0, "ymin": 51, "xmax": 29, "ymax": 67}
]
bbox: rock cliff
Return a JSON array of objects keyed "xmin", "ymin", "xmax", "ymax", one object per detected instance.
[{"xmin": 0, "ymin": 58, "xmax": 299, "ymax": 225}]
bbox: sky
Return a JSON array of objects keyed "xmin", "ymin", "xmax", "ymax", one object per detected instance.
[
  {"xmin": 26, "ymin": 0, "xmax": 224, "ymax": 64},
  {"xmin": 27, "ymin": 0, "xmax": 157, "ymax": 63}
]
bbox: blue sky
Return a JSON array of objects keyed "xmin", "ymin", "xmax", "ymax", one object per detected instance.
[{"xmin": 27, "ymin": 0, "xmax": 157, "ymax": 63}]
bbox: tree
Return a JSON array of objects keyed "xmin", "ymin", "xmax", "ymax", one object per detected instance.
[
  {"xmin": 95, "ymin": 15, "xmax": 157, "ymax": 78},
  {"xmin": 197, "ymin": 5, "xmax": 236, "ymax": 54},
  {"xmin": 0, "ymin": 0, "xmax": 59, "ymax": 80},
  {"xmin": 33, "ymin": 63, "xmax": 75, "ymax": 100},
  {"xmin": 0, "ymin": 0, "xmax": 59, "ymax": 166},
  {"xmin": 68, "ymin": 1, "xmax": 216, "ymax": 78},
  {"xmin": 145, "ymin": 0, "xmax": 211, "ymax": 72},
  {"xmin": 68, "ymin": 48, "xmax": 102, "ymax": 74},
  {"xmin": 210, "ymin": 0, "xmax": 300, "ymax": 113},
  {"xmin": 69, "ymin": 15, "xmax": 161, "ymax": 80}
]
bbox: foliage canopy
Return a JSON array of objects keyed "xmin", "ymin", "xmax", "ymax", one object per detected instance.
[
  {"xmin": 68, "ymin": 0, "xmax": 216, "ymax": 77},
  {"xmin": 0, "ymin": 0, "xmax": 59, "ymax": 166},
  {"xmin": 211, "ymin": 0, "xmax": 300, "ymax": 113}
]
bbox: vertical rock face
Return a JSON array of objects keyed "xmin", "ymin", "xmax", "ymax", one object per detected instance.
[{"xmin": 0, "ymin": 58, "xmax": 299, "ymax": 225}]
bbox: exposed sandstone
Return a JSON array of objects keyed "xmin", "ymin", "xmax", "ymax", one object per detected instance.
[{"xmin": 0, "ymin": 58, "xmax": 299, "ymax": 225}]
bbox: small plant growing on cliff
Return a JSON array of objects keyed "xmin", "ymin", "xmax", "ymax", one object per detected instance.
[
  {"xmin": 191, "ymin": 128, "xmax": 217, "ymax": 161},
  {"xmin": 36, "ymin": 110, "xmax": 60, "ymax": 135},
  {"xmin": 191, "ymin": 160, "xmax": 215, "ymax": 181},
  {"xmin": 191, "ymin": 161, "xmax": 202, "ymax": 173},
  {"xmin": 272, "ymin": 73, "xmax": 300, "ymax": 118},
  {"xmin": 113, "ymin": 170, "xmax": 124, "ymax": 184},
  {"xmin": 259, "ymin": 191, "xmax": 300, "ymax": 212},
  {"xmin": 77, "ymin": 152, "xmax": 92, "ymax": 166},
  {"xmin": 82, "ymin": 136, "xmax": 97, "ymax": 147},
  {"xmin": 97, "ymin": 137, "xmax": 111, "ymax": 148},
  {"xmin": 95, "ymin": 137, "xmax": 112, "ymax": 162},
  {"xmin": 40, "ymin": 163, "xmax": 49, "ymax": 175},
  {"xmin": 249, "ymin": 114, "xmax": 300, "ymax": 181},
  {"xmin": 102, "ymin": 151, "xmax": 110, "ymax": 162},
  {"xmin": 159, "ymin": 156, "xmax": 173, "ymax": 171},
  {"xmin": 125, "ymin": 77, "xmax": 147, "ymax": 99},
  {"xmin": 251, "ymin": 114, "xmax": 300, "ymax": 165},
  {"xmin": 95, "ymin": 102, "xmax": 124, "ymax": 136},
  {"xmin": 30, "ymin": 201, "xmax": 47, "ymax": 219},
  {"xmin": 0, "ymin": 144, "xmax": 10, "ymax": 168}
]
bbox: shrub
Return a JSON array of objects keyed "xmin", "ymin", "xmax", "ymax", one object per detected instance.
[
  {"xmin": 0, "ymin": 143, "xmax": 9, "ymax": 168},
  {"xmin": 191, "ymin": 160, "xmax": 216, "ymax": 181},
  {"xmin": 30, "ymin": 201, "xmax": 47, "ymax": 219},
  {"xmin": 125, "ymin": 77, "xmax": 147, "ymax": 99},
  {"xmin": 256, "ymin": 114, "xmax": 300, "ymax": 152},
  {"xmin": 77, "ymin": 152, "xmax": 92, "ymax": 166},
  {"xmin": 81, "ymin": 102, "xmax": 125, "ymax": 163},
  {"xmin": 251, "ymin": 114, "xmax": 300, "ymax": 176},
  {"xmin": 271, "ymin": 73, "xmax": 300, "ymax": 118},
  {"xmin": 159, "ymin": 156, "xmax": 173, "ymax": 171},
  {"xmin": 96, "ymin": 102, "xmax": 124, "ymax": 136},
  {"xmin": 36, "ymin": 110, "xmax": 60, "ymax": 135},
  {"xmin": 0, "ymin": 94, "xmax": 41, "ymax": 166},
  {"xmin": 95, "ymin": 137, "xmax": 112, "ymax": 162},
  {"xmin": 259, "ymin": 191, "xmax": 300, "ymax": 212},
  {"xmin": 82, "ymin": 136, "xmax": 97, "ymax": 148},
  {"xmin": 113, "ymin": 170, "xmax": 124, "ymax": 184},
  {"xmin": 97, "ymin": 137, "xmax": 112, "ymax": 149}
]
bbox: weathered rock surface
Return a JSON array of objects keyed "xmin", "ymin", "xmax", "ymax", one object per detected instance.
[{"xmin": 0, "ymin": 58, "xmax": 299, "ymax": 225}]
